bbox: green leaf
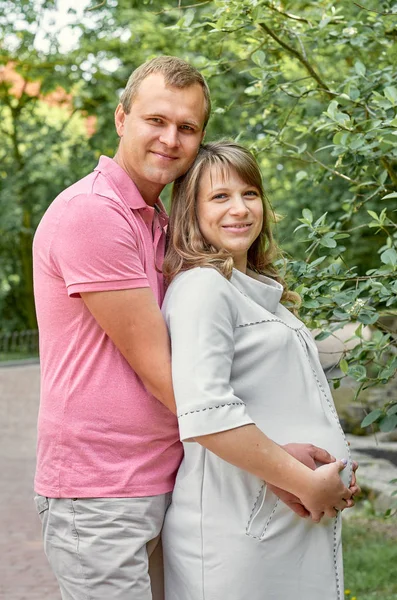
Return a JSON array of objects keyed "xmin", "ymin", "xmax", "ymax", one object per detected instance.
[
  {"xmin": 296, "ymin": 170, "xmax": 307, "ymax": 182},
  {"xmin": 380, "ymin": 248, "xmax": 397, "ymax": 267},
  {"xmin": 184, "ymin": 8, "xmax": 195, "ymax": 27},
  {"xmin": 361, "ymin": 409, "xmax": 383, "ymax": 428},
  {"xmin": 384, "ymin": 86, "xmax": 397, "ymax": 106},
  {"xmin": 310, "ymin": 256, "xmax": 326, "ymax": 267},
  {"xmin": 367, "ymin": 209, "xmax": 379, "ymax": 220},
  {"xmin": 382, "ymin": 192, "xmax": 397, "ymax": 200},
  {"xmin": 379, "ymin": 414, "xmax": 397, "ymax": 433},
  {"xmin": 320, "ymin": 236, "xmax": 337, "ymax": 248},
  {"xmin": 354, "ymin": 61, "xmax": 366, "ymax": 76},
  {"xmin": 327, "ymin": 100, "xmax": 338, "ymax": 119},
  {"xmin": 387, "ymin": 404, "xmax": 397, "ymax": 416},
  {"xmin": 303, "ymin": 299, "xmax": 320, "ymax": 308},
  {"xmin": 357, "ymin": 311, "xmax": 379, "ymax": 325},
  {"xmin": 348, "ymin": 364, "xmax": 367, "ymax": 381},
  {"xmin": 302, "ymin": 208, "xmax": 313, "ymax": 223},
  {"xmin": 339, "ymin": 358, "xmax": 348, "ymax": 374},
  {"xmin": 251, "ymin": 50, "xmax": 266, "ymax": 68},
  {"xmin": 315, "ymin": 330, "xmax": 332, "ymax": 341}
]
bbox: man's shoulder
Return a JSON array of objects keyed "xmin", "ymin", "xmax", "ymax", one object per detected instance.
[{"xmin": 58, "ymin": 169, "xmax": 120, "ymax": 205}]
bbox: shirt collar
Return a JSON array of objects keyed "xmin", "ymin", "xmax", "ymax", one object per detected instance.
[{"xmin": 94, "ymin": 156, "xmax": 168, "ymax": 221}]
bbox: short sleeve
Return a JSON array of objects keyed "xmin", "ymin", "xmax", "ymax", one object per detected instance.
[
  {"xmin": 163, "ymin": 268, "xmax": 254, "ymax": 441},
  {"xmin": 51, "ymin": 194, "xmax": 149, "ymax": 297}
]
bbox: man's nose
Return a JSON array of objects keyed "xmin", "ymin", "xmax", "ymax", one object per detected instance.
[{"xmin": 159, "ymin": 125, "xmax": 180, "ymax": 148}]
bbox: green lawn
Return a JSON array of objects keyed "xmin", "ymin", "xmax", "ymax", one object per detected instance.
[
  {"xmin": 343, "ymin": 516, "xmax": 397, "ymax": 600},
  {"xmin": 0, "ymin": 352, "xmax": 38, "ymax": 362}
]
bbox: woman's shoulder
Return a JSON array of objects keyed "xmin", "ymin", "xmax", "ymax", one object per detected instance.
[
  {"xmin": 168, "ymin": 266, "xmax": 229, "ymax": 292},
  {"xmin": 162, "ymin": 267, "xmax": 234, "ymax": 314}
]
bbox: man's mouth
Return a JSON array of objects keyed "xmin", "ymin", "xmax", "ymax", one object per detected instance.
[{"xmin": 151, "ymin": 151, "xmax": 178, "ymax": 161}]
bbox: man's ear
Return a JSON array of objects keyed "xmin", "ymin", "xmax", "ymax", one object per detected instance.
[
  {"xmin": 201, "ymin": 129, "xmax": 206, "ymax": 143},
  {"xmin": 115, "ymin": 104, "xmax": 126, "ymax": 137}
]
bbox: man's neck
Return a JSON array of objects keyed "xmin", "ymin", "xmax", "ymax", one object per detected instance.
[{"xmin": 113, "ymin": 152, "xmax": 163, "ymax": 207}]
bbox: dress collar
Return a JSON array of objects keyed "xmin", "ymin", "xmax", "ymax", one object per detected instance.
[{"xmin": 231, "ymin": 268, "xmax": 283, "ymax": 313}]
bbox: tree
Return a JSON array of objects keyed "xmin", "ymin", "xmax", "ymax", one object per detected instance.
[
  {"xmin": 164, "ymin": 0, "xmax": 397, "ymax": 430},
  {"xmin": 1, "ymin": 1, "xmax": 396, "ymax": 431},
  {"xmin": 0, "ymin": 0, "xmax": 97, "ymax": 329}
]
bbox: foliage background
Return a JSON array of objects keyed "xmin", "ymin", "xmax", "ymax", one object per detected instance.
[{"xmin": 0, "ymin": 0, "xmax": 396, "ymax": 428}]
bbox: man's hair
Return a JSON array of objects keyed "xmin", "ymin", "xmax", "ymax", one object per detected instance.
[{"xmin": 120, "ymin": 56, "xmax": 211, "ymax": 130}]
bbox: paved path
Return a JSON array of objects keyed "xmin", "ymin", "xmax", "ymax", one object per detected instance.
[{"xmin": 0, "ymin": 363, "xmax": 60, "ymax": 600}]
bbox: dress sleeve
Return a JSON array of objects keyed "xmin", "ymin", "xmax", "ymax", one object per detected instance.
[
  {"xmin": 51, "ymin": 194, "xmax": 149, "ymax": 297},
  {"xmin": 164, "ymin": 268, "xmax": 254, "ymax": 441}
]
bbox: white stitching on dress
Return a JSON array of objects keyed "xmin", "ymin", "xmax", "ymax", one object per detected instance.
[
  {"xmin": 333, "ymin": 514, "xmax": 342, "ymax": 600},
  {"xmin": 178, "ymin": 402, "xmax": 246, "ymax": 418},
  {"xmin": 245, "ymin": 484, "xmax": 281, "ymax": 540},
  {"xmin": 296, "ymin": 331, "xmax": 352, "ymax": 477},
  {"xmin": 246, "ymin": 484, "xmax": 265, "ymax": 534},
  {"xmin": 296, "ymin": 330, "xmax": 350, "ymax": 600},
  {"xmin": 236, "ymin": 318, "xmax": 305, "ymax": 331}
]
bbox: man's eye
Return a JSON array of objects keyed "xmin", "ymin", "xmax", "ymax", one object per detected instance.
[
  {"xmin": 149, "ymin": 118, "xmax": 162, "ymax": 124},
  {"xmin": 180, "ymin": 125, "xmax": 194, "ymax": 132}
]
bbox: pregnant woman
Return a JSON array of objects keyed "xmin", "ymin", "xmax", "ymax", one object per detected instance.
[{"xmin": 162, "ymin": 141, "xmax": 355, "ymax": 600}]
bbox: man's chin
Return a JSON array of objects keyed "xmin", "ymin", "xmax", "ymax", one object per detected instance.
[{"xmin": 147, "ymin": 167, "xmax": 185, "ymax": 186}]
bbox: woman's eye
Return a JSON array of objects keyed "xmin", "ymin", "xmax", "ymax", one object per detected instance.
[
  {"xmin": 212, "ymin": 194, "xmax": 227, "ymax": 201},
  {"xmin": 245, "ymin": 190, "xmax": 259, "ymax": 197}
]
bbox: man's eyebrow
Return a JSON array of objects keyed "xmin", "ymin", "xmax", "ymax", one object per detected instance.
[
  {"xmin": 143, "ymin": 113, "xmax": 200, "ymax": 129},
  {"xmin": 181, "ymin": 119, "xmax": 200, "ymax": 128}
]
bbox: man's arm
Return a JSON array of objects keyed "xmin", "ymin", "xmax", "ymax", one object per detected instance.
[{"xmin": 81, "ymin": 287, "xmax": 176, "ymax": 413}]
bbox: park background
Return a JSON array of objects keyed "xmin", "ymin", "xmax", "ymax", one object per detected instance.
[{"xmin": 0, "ymin": 1, "xmax": 396, "ymax": 598}]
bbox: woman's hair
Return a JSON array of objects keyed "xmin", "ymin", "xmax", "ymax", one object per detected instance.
[{"xmin": 163, "ymin": 140, "xmax": 300, "ymax": 309}]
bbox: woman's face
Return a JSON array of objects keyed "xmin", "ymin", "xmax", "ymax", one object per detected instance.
[{"xmin": 196, "ymin": 166, "xmax": 264, "ymax": 273}]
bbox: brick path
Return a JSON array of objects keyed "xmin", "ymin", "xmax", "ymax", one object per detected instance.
[{"xmin": 0, "ymin": 363, "xmax": 60, "ymax": 600}]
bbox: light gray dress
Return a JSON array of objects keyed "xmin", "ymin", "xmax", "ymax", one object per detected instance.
[{"xmin": 162, "ymin": 267, "xmax": 352, "ymax": 600}]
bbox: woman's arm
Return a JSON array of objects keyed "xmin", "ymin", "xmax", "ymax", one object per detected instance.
[{"xmin": 195, "ymin": 424, "xmax": 351, "ymax": 523}]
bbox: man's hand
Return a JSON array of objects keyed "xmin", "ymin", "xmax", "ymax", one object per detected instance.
[
  {"xmin": 267, "ymin": 443, "xmax": 336, "ymax": 518},
  {"xmin": 350, "ymin": 461, "xmax": 360, "ymax": 498}
]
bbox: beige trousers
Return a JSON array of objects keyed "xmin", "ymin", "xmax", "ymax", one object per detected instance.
[{"xmin": 34, "ymin": 493, "xmax": 170, "ymax": 600}]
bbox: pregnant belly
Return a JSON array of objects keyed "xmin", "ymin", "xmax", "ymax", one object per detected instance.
[{"xmin": 255, "ymin": 414, "xmax": 353, "ymax": 488}]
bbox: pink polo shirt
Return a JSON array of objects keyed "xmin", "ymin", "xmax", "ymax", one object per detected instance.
[{"xmin": 33, "ymin": 156, "xmax": 182, "ymax": 498}]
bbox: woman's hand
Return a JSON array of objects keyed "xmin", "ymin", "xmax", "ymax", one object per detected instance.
[
  {"xmin": 268, "ymin": 444, "xmax": 359, "ymax": 519},
  {"xmin": 298, "ymin": 460, "xmax": 352, "ymax": 523},
  {"xmin": 267, "ymin": 443, "xmax": 336, "ymax": 518}
]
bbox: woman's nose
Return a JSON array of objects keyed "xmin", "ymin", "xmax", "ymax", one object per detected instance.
[{"xmin": 229, "ymin": 196, "xmax": 249, "ymax": 215}]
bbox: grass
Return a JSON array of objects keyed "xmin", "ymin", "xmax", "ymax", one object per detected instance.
[
  {"xmin": 343, "ymin": 514, "xmax": 397, "ymax": 600},
  {"xmin": 0, "ymin": 352, "xmax": 38, "ymax": 362}
]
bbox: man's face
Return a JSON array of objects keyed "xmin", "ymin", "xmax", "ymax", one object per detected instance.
[{"xmin": 115, "ymin": 73, "xmax": 206, "ymax": 203}]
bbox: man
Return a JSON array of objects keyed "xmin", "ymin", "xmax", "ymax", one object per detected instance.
[
  {"xmin": 33, "ymin": 56, "xmax": 357, "ymax": 600},
  {"xmin": 33, "ymin": 56, "xmax": 208, "ymax": 600}
]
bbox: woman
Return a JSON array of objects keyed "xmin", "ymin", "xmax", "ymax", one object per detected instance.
[{"xmin": 161, "ymin": 141, "xmax": 354, "ymax": 600}]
